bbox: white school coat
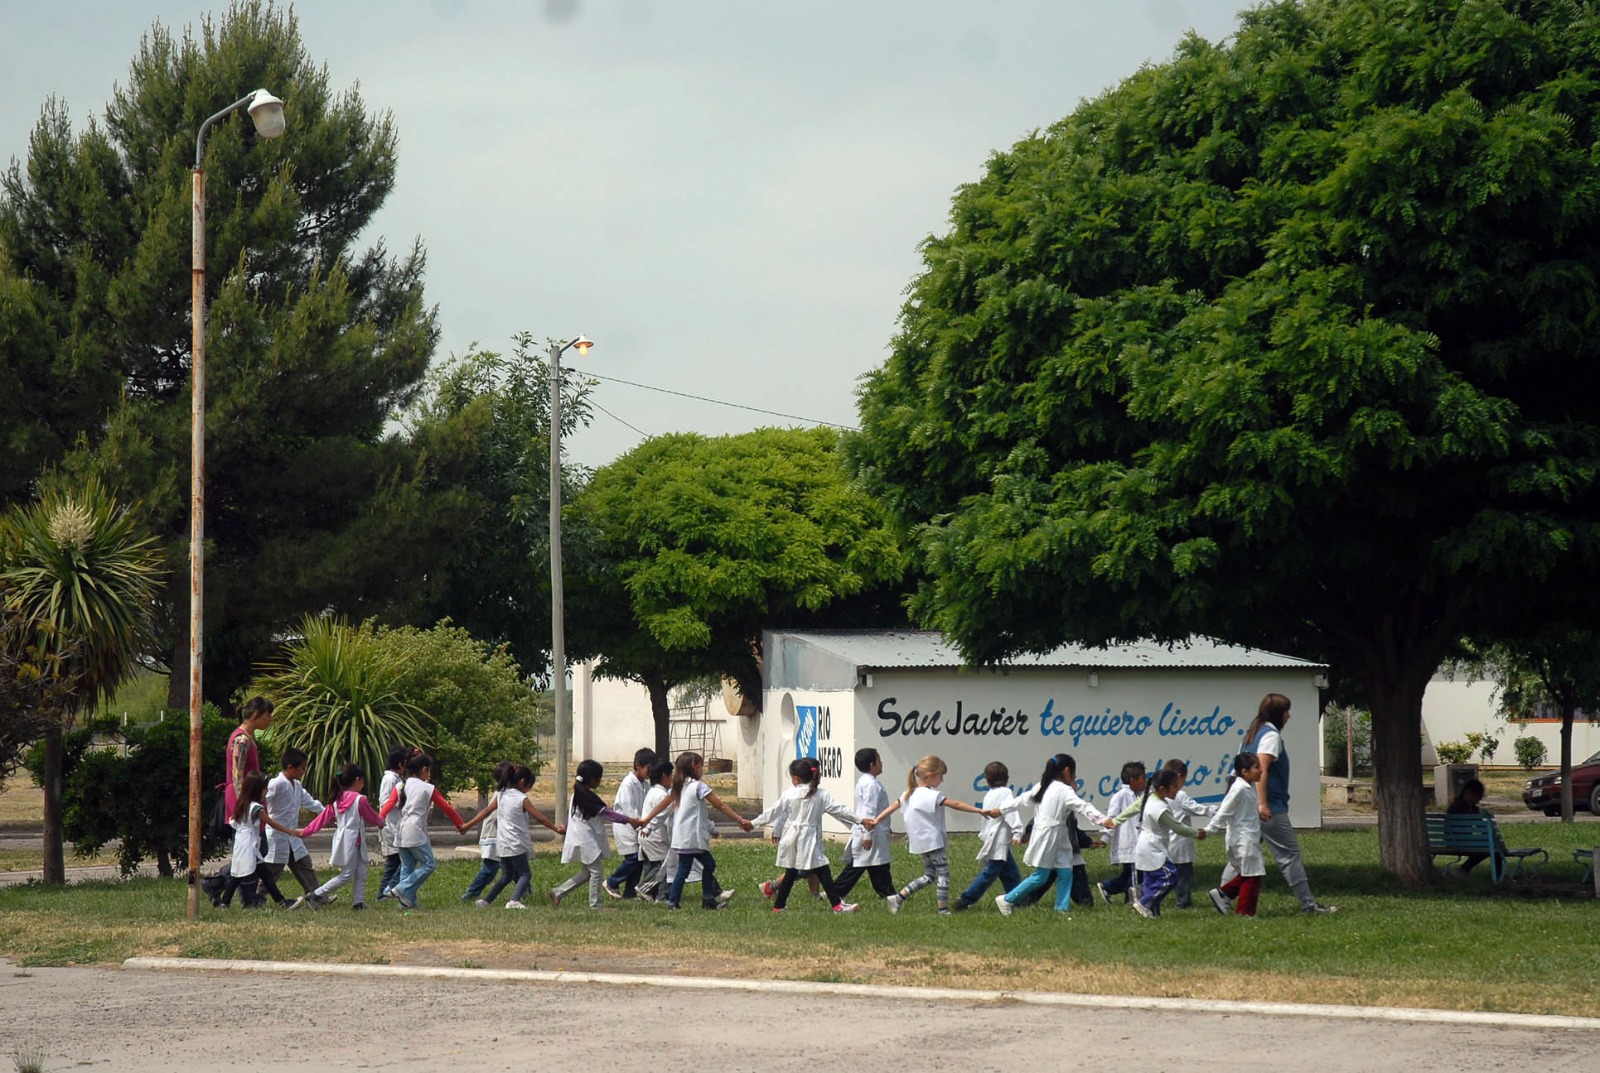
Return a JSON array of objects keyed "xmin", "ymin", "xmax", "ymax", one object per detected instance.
[
  {"xmin": 561, "ymin": 800, "xmax": 612, "ymax": 866},
  {"xmin": 975, "ymin": 786, "xmax": 1021, "ymax": 862},
  {"xmin": 1106, "ymin": 785, "xmax": 1139, "ymax": 864},
  {"xmin": 1020, "ymin": 781, "xmax": 1107, "ymax": 871},
  {"xmin": 1204, "ymin": 778, "xmax": 1266, "ymax": 877},
  {"xmin": 324, "ymin": 792, "xmax": 383, "ymax": 868},
  {"xmin": 1166, "ymin": 789, "xmax": 1217, "ymax": 866},
  {"xmin": 611, "ymin": 771, "xmax": 646, "ymax": 855},
  {"xmin": 638, "ymin": 784, "xmax": 672, "ymax": 862},
  {"xmin": 264, "ymin": 772, "xmax": 322, "ymax": 864},
  {"xmin": 1134, "ymin": 795, "xmax": 1199, "ymax": 872},
  {"xmin": 376, "ymin": 770, "xmax": 402, "ymax": 855},
  {"xmin": 845, "ymin": 773, "xmax": 892, "ymax": 868},
  {"xmin": 230, "ymin": 802, "xmax": 265, "ymax": 875},
  {"xmin": 752, "ymin": 785, "xmax": 858, "ymax": 870}
]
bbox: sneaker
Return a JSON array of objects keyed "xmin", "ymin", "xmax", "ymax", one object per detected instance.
[
  {"xmin": 937, "ymin": 907, "xmax": 952, "ymax": 916},
  {"xmin": 760, "ymin": 880, "xmax": 777, "ymax": 899},
  {"xmin": 951, "ymin": 900, "xmax": 969, "ymax": 912},
  {"xmin": 1096, "ymin": 882, "xmax": 1112, "ymax": 907},
  {"xmin": 1207, "ymin": 888, "xmax": 1232, "ymax": 916},
  {"xmin": 286, "ymin": 896, "xmax": 309, "ymax": 911},
  {"xmin": 1304, "ymin": 903, "xmax": 1339, "ymax": 914},
  {"xmin": 376, "ymin": 889, "xmax": 393, "ymax": 902},
  {"xmin": 886, "ymin": 893, "xmax": 903, "ymax": 915},
  {"xmin": 815, "ymin": 890, "xmax": 828, "ymax": 901},
  {"xmin": 995, "ymin": 895, "xmax": 1013, "ymax": 916},
  {"xmin": 395, "ymin": 892, "xmax": 417, "ymax": 911},
  {"xmin": 1131, "ymin": 899, "xmax": 1156, "ymax": 919},
  {"xmin": 550, "ymin": 890, "xmax": 563, "ymax": 908},
  {"xmin": 351, "ymin": 903, "xmax": 366, "ymax": 911},
  {"xmin": 715, "ymin": 889, "xmax": 736, "ymax": 906},
  {"xmin": 603, "ymin": 882, "xmax": 623, "ymax": 900},
  {"xmin": 473, "ymin": 898, "xmax": 491, "ymax": 909},
  {"xmin": 833, "ymin": 902, "xmax": 859, "ymax": 914},
  {"xmin": 771, "ymin": 907, "xmax": 786, "ymax": 915},
  {"xmin": 315, "ymin": 893, "xmax": 339, "ymax": 907},
  {"xmin": 506, "ymin": 900, "xmax": 527, "ymax": 910}
]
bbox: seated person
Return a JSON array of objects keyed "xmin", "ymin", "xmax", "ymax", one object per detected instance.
[{"xmin": 1444, "ymin": 778, "xmax": 1500, "ymax": 878}]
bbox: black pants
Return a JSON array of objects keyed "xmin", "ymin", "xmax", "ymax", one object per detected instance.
[
  {"xmin": 834, "ymin": 862, "xmax": 896, "ymax": 899},
  {"xmin": 775, "ymin": 865, "xmax": 842, "ymax": 909},
  {"xmin": 221, "ymin": 863, "xmax": 286, "ymax": 907}
]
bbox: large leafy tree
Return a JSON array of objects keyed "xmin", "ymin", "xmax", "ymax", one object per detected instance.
[
  {"xmin": 851, "ymin": 0, "xmax": 1600, "ymax": 885},
  {"xmin": 572, "ymin": 427, "xmax": 909, "ymax": 755},
  {"xmin": 0, "ymin": 1, "xmax": 437, "ymax": 708},
  {"xmin": 0, "ymin": 479, "xmax": 164, "ymax": 884}
]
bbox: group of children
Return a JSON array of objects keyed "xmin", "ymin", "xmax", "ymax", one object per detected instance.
[{"xmin": 218, "ymin": 711, "xmax": 1302, "ymax": 920}]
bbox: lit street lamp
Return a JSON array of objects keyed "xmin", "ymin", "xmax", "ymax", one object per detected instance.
[
  {"xmin": 549, "ymin": 333, "xmax": 592, "ymax": 824},
  {"xmin": 187, "ymin": 89, "xmax": 286, "ymax": 922}
]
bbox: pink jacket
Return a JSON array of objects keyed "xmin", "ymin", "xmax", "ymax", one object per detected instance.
[{"xmin": 300, "ymin": 790, "xmax": 385, "ymax": 837}]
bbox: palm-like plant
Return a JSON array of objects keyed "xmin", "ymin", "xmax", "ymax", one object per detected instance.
[
  {"xmin": 251, "ymin": 615, "xmax": 432, "ymax": 799},
  {"xmin": 0, "ymin": 478, "xmax": 164, "ymax": 884}
]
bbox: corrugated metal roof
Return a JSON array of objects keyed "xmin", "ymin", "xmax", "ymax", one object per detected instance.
[{"xmin": 775, "ymin": 630, "xmax": 1324, "ymax": 671}]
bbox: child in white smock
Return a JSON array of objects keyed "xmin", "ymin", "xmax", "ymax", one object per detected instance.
[
  {"xmin": 832, "ymin": 748, "xmax": 896, "ymax": 903},
  {"xmin": 298, "ymin": 763, "xmax": 386, "ymax": 909},
  {"xmin": 551, "ymin": 759, "xmax": 635, "ymax": 909},
  {"xmin": 1127, "ymin": 767, "xmax": 1205, "ymax": 918},
  {"xmin": 1204, "ymin": 753, "xmax": 1266, "ymax": 916},
  {"xmin": 750, "ymin": 756, "xmax": 862, "ymax": 913},
  {"xmin": 1097, "ymin": 761, "xmax": 1146, "ymax": 905},
  {"xmin": 220, "ymin": 771, "xmax": 298, "ymax": 909},
  {"xmin": 638, "ymin": 751, "xmax": 755, "ymax": 909},
  {"xmin": 873, "ymin": 754, "xmax": 999, "ymax": 915},
  {"xmin": 1160, "ymin": 757, "xmax": 1217, "ymax": 908}
]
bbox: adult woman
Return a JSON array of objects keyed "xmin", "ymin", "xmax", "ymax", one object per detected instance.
[
  {"xmin": 1225, "ymin": 693, "xmax": 1337, "ymax": 913},
  {"xmin": 224, "ymin": 696, "xmax": 274, "ymax": 816}
]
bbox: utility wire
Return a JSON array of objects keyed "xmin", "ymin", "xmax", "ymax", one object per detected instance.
[
  {"xmin": 581, "ymin": 370, "xmax": 860, "ymax": 432},
  {"xmin": 592, "ymin": 400, "xmax": 651, "ymax": 438}
]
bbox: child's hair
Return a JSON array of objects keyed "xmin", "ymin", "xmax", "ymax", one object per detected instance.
[
  {"xmin": 405, "ymin": 752, "xmax": 433, "ymax": 776},
  {"xmin": 491, "ymin": 760, "xmax": 516, "ymax": 792},
  {"xmin": 1233, "ymin": 752, "xmax": 1260, "ymax": 776},
  {"xmin": 789, "ymin": 756, "xmax": 822, "ymax": 797},
  {"xmin": 1162, "ymin": 758, "xmax": 1188, "ymax": 777},
  {"xmin": 907, "ymin": 755, "xmax": 948, "ymax": 794},
  {"xmin": 633, "ymin": 747, "xmax": 658, "ymax": 769},
  {"xmin": 983, "ymin": 761, "xmax": 1009, "ymax": 788},
  {"xmin": 280, "ymin": 746, "xmax": 309, "ymax": 770},
  {"xmin": 671, "ymin": 752, "xmax": 703, "ymax": 797},
  {"xmin": 1457, "ymin": 778, "xmax": 1486, "ymax": 799},
  {"xmin": 385, "ymin": 745, "xmax": 412, "ymax": 772},
  {"xmin": 855, "ymin": 748, "xmax": 880, "ymax": 773},
  {"xmin": 511, "ymin": 764, "xmax": 536, "ymax": 789},
  {"xmin": 1244, "ymin": 693, "xmax": 1292, "ymax": 744},
  {"xmin": 575, "ymin": 758, "xmax": 604, "ymax": 787},
  {"xmin": 332, "ymin": 763, "xmax": 364, "ymax": 795},
  {"xmin": 1119, "ymin": 761, "xmax": 1146, "ymax": 785},
  {"xmin": 1151, "ymin": 769, "xmax": 1182, "ymax": 795},
  {"xmin": 648, "ymin": 758, "xmax": 673, "ymax": 786},
  {"xmin": 232, "ymin": 771, "xmax": 268, "ymax": 822},
  {"xmin": 1031, "ymin": 753, "xmax": 1075, "ymax": 803}
]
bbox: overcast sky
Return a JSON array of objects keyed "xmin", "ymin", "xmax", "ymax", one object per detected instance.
[{"xmin": 1, "ymin": 0, "xmax": 1245, "ymax": 467}]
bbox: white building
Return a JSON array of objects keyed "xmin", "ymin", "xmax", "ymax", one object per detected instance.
[
  {"xmin": 754, "ymin": 630, "xmax": 1326, "ymax": 834},
  {"xmin": 1421, "ymin": 668, "xmax": 1600, "ymax": 767}
]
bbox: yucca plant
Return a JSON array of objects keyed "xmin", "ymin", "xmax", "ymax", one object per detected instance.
[
  {"xmin": 250, "ymin": 615, "xmax": 432, "ymax": 799},
  {"xmin": 0, "ymin": 478, "xmax": 164, "ymax": 884}
]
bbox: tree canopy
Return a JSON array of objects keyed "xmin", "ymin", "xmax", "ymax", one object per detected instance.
[
  {"xmin": 572, "ymin": 427, "xmax": 909, "ymax": 753},
  {"xmin": 851, "ymin": 0, "xmax": 1600, "ymax": 884}
]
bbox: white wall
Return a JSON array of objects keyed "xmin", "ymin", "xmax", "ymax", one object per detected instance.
[
  {"xmin": 1421, "ymin": 674, "xmax": 1600, "ymax": 769},
  {"xmin": 765, "ymin": 667, "xmax": 1322, "ymax": 830},
  {"xmin": 573, "ymin": 662, "xmax": 656, "ymax": 764}
]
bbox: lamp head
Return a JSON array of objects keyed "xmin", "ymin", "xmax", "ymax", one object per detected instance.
[
  {"xmin": 247, "ymin": 89, "xmax": 286, "ymax": 140},
  {"xmin": 572, "ymin": 334, "xmax": 594, "ymax": 358}
]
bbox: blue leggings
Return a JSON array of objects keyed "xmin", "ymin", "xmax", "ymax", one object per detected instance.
[{"xmin": 1005, "ymin": 866, "xmax": 1075, "ymax": 912}]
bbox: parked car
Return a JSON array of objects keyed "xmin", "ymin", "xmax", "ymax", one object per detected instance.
[{"xmin": 1522, "ymin": 749, "xmax": 1600, "ymax": 815}]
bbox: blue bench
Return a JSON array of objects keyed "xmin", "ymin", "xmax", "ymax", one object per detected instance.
[
  {"xmin": 1426, "ymin": 813, "xmax": 1547, "ymax": 886},
  {"xmin": 1576, "ymin": 848, "xmax": 1593, "ymax": 886}
]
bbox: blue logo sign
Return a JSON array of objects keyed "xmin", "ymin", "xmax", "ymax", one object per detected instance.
[{"xmin": 796, "ymin": 705, "xmax": 818, "ymax": 759}]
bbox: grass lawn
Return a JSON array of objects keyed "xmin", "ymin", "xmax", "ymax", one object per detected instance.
[{"xmin": 2, "ymin": 825, "xmax": 1596, "ymax": 1016}]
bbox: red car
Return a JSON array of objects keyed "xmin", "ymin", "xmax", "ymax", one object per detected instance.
[{"xmin": 1522, "ymin": 749, "xmax": 1600, "ymax": 815}]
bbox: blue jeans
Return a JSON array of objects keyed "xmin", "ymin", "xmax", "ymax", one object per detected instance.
[
  {"xmin": 957, "ymin": 852, "xmax": 1021, "ymax": 907},
  {"xmin": 483, "ymin": 852, "xmax": 531, "ymax": 903},
  {"xmin": 394, "ymin": 843, "xmax": 436, "ymax": 906},
  {"xmin": 1173, "ymin": 861, "xmax": 1194, "ymax": 907},
  {"xmin": 379, "ymin": 853, "xmax": 402, "ymax": 895},
  {"xmin": 462, "ymin": 857, "xmax": 501, "ymax": 900},
  {"xmin": 1100, "ymin": 862, "xmax": 1134, "ymax": 900},
  {"xmin": 606, "ymin": 852, "xmax": 642, "ymax": 897},
  {"xmin": 1004, "ymin": 866, "xmax": 1075, "ymax": 912},
  {"xmin": 667, "ymin": 850, "xmax": 722, "ymax": 908}
]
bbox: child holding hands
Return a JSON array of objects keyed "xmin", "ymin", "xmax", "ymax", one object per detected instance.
[{"xmin": 875, "ymin": 755, "xmax": 1000, "ymax": 915}]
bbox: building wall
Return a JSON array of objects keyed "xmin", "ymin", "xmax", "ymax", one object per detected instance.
[
  {"xmin": 765, "ymin": 665, "xmax": 1322, "ymax": 831},
  {"xmin": 1421, "ymin": 674, "xmax": 1600, "ymax": 769}
]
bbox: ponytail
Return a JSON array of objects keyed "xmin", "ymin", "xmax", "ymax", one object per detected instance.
[
  {"xmin": 789, "ymin": 757, "xmax": 822, "ymax": 797},
  {"xmin": 1032, "ymin": 752, "xmax": 1076, "ymax": 803}
]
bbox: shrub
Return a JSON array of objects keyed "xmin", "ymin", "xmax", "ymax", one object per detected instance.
[
  {"xmin": 1434, "ymin": 740, "xmax": 1475, "ymax": 764},
  {"xmin": 1464, "ymin": 729, "xmax": 1500, "ymax": 763},
  {"xmin": 1514, "ymin": 736, "xmax": 1548, "ymax": 770}
]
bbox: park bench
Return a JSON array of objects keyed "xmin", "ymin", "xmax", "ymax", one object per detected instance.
[
  {"xmin": 1575, "ymin": 848, "xmax": 1593, "ymax": 886},
  {"xmin": 1425, "ymin": 813, "xmax": 1547, "ymax": 886}
]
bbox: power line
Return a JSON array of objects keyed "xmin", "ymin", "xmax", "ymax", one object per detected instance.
[
  {"xmin": 591, "ymin": 400, "xmax": 650, "ymax": 438},
  {"xmin": 581, "ymin": 370, "xmax": 860, "ymax": 432}
]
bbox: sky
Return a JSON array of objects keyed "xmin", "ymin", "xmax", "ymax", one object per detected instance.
[{"xmin": 0, "ymin": 0, "xmax": 1246, "ymax": 468}]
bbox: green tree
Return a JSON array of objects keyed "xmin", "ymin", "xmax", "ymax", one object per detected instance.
[
  {"xmin": 572, "ymin": 428, "xmax": 909, "ymax": 755},
  {"xmin": 0, "ymin": 623, "xmax": 76, "ymax": 788},
  {"xmin": 249, "ymin": 615, "xmax": 430, "ymax": 796},
  {"xmin": 0, "ymin": 478, "xmax": 164, "ymax": 883},
  {"xmin": 851, "ymin": 0, "xmax": 1600, "ymax": 885},
  {"xmin": 0, "ymin": 1, "xmax": 437, "ymax": 708}
]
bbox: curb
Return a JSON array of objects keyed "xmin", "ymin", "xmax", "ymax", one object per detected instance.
[{"xmin": 121, "ymin": 957, "xmax": 1600, "ymax": 1032}]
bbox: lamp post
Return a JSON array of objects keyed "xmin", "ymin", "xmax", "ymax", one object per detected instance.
[
  {"xmin": 548, "ymin": 333, "xmax": 592, "ymax": 824},
  {"xmin": 186, "ymin": 89, "xmax": 286, "ymax": 923}
]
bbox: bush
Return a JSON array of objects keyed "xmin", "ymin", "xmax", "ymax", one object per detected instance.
[
  {"xmin": 1434, "ymin": 741, "xmax": 1475, "ymax": 764},
  {"xmin": 1514, "ymin": 736, "xmax": 1548, "ymax": 770},
  {"xmin": 1464, "ymin": 729, "xmax": 1501, "ymax": 763},
  {"xmin": 1322, "ymin": 703, "xmax": 1371, "ymax": 777}
]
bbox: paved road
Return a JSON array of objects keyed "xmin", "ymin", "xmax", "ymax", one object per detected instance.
[{"xmin": 2, "ymin": 960, "xmax": 1597, "ymax": 1072}]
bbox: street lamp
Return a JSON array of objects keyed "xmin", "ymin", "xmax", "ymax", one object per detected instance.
[
  {"xmin": 549, "ymin": 333, "xmax": 592, "ymax": 824},
  {"xmin": 186, "ymin": 89, "xmax": 286, "ymax": 922}
]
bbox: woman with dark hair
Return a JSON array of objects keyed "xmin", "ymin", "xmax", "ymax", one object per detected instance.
[
  {"xmin": 1221, "ymin": 693, "xmax": 1337, "ymax": 914},
  {"xmin": 224, "ymin": 696, "xmax": 274, "ymax": 817}
]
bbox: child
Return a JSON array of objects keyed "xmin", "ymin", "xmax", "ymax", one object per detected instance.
[
  {"xmin": 638, "ymin": 751, "xmax": 754, "ymax": 909},
  {"xmin": 1443, "ymin": 778, "xmax": 1501, "ymax": 879},
  {"xmin": 374, "ymin": 745, "xmax": 411, "ymax": 901},
  {"xmin": 1097, "ymin": 761, "xmax": 1145, "ymax": 905},
  {"xmin": 1161, "ymin": 758, "xmax": 1217, "ymax": 908},
  {"xmin": 297, "ymin": 763, "xmax": 387, "ymax": 910},
  {"xmin": 220, "ymin": 771, "xmax": 298, "ymax": 908},
  {"xmin": 873, "ymin": 755, "xmax": 1000, "ymax": 915},
  {"xmin": 634, "ymin": 758, "xmax": 675, "ymax": 901},
  {"xmin": 552, "ymin": 760, "xmax": 637, "ymax": 909},
  {"xmin": 604, "ymin": 747, "xmax": 657, "ymax": 899},
  {"xmin": 461, "ymin": 761, "xmax": 514, "ymax": 903},
  {"xmin": 953, "ymin": 761, "xmax": 1023, "ymax": 910},
  {"xmin": 751, "ymin": 757, "xmax": 862, "ymax": 913},
  {"xmin": 377, "ymin": 752, "xmax": 466, "ymax": 910},
  {"xmin": 263, "ymin": 747, "xmax": 327, "ymax": 908},
  {"xmin": 1127, "ymin": 767, "xmax": 1206, "ymax": 918},
  {"xmin": 995, "ymin": 754, "xmax": 1113, "ymax": 915},
  {"xmin": 465, "ymin": 764, "xmax": 563, "ymax": 909},
  {"xmin": 831, "ymin": 749, "xmax": 897, "ymax": 904},
  {"xmin": 1205, "ymin": 753, "xmax": 1266, "ymax": 916}
]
